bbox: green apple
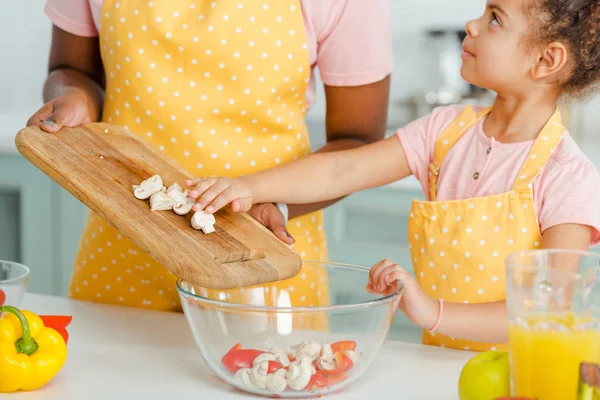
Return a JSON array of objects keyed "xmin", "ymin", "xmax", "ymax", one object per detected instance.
[{"xmin": 458, "ymin": 350, "xmax": 511, "ymax": 400}]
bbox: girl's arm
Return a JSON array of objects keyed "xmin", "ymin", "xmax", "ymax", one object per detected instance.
[
  {"xmin": 245, "ymin": 135, "xmax": 410, "ymax": 204},
  {"xmin": 369, "ymin": 223, "xmax": 592, "ymax": 343},
  {"xmin": 27, "ymin": 25, "xmax": 105, "ymax": 131},
  {"xmin": 189, "ymin": 135, "xmax": 412, "ymax": 213},
  {"xmin": 232, "ymin": 77, "xmax": 392, "ymax": 244},
  {"xmin": 285, "ymin": 77, "xmax": 391, "ymax": 219}
]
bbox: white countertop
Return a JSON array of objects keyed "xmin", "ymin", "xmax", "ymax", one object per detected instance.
[{"xmin": 12, "ymin": 293, "xmax": 472, "ymax": 400}]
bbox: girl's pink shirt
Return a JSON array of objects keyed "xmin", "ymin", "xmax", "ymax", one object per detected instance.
[{"xmin": 397, "ymin": 105, "xmax": 600, "ymax": 247}]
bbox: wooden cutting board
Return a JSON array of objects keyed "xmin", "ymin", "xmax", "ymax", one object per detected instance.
[{"xmin": 15, "ymin": 123, "xmax": 302, "ymax": 289}]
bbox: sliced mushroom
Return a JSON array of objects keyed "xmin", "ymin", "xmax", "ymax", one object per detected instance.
[
  {"xmin": 286, "ymin": 356, "xmax": 313, "ymax": 391},
  {"xmin": 269, "ymin": 347, "xmax": 290, "ymax": 367},
  {"xmin": 344, "ymin": 349, "xmax": 360, "ymax": 363},
  {"xmin": 233, "ymin": 368, "xmax": 248, "ymax": 385},
  {"xmin": 173, "ymin": 197, "xmax": 195, "ymax": 215},
  {"xmin": 316, "ymin": 343, "xmax": 335, "ymax": 371},
  {"xmin": 133, "ymin": 175, "xmax": 163, "ymax": 200},
  {"xmin": 250, "ymin": 360, "xmax": 269, "ymax": 389},
  {"xmin": 150, "ymin": 192, "xmax": 177, "ymax": 211},
  {"xmin": 233, "ymin": 368, "xmax": 261, "ymax": 390},
  {"xmin": 290, "ymin": 340, "xmax": 321, "ymax": 361},
  {"xmin": 266, "ymin": 369, "xmax": 288, "ymax": 394},
  {"xmin": 253, "ymin": 353, "xmax": 277, "ymax": 366},
  {"xmin": 191, "ymin": 210, "xmax": 216, "ymax": 234},
  {"xmin": 167, "ymin": 182, "xmax": 188, "ymax": 206},
  {"xmin": 316, "ymin": 357, "xmax": 335, "ymax": 371},
  {"xmin": 167, "ymin": 182, "xmax": 182, "ymax": 193},
  {"xmin": 322, "ymin": 343, "xmax": 333, "ymax": 357}
]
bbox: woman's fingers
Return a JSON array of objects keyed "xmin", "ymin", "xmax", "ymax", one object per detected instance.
[{"xmin": 27, "ymin": 102, "xmax": 54, "ymax": 129}]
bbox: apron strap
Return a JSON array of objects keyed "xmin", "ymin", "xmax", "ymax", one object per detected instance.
[
  {"xmin": 511, "ymin": 108, "xmax": 565, "ymax": 193},
  {"xmin": 428, "ymin": 106, "xmax": 493, "ymax": 201}
]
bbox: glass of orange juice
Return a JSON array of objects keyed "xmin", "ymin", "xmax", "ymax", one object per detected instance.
[{"xmin": 506, "ymin": 250, "xmax": 600, "ymax": 400}]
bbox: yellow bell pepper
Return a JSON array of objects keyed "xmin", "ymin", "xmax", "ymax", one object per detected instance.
[{"xmin": 0, "ymin": 306, "xmax": 68, "ymax": 393}]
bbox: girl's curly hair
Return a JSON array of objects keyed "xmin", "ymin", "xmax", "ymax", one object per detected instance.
[{"xmin": 530, "ymin": 0, "xmax": 600, "ymax": 97}]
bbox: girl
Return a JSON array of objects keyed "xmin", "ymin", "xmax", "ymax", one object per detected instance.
[
  {"xmin": 27, "ymin": 0, "xmax": 393, "ymax": 316},
  {"xmin": 186, "ymin": 0, "xmax": 600, "ymax": 351}
]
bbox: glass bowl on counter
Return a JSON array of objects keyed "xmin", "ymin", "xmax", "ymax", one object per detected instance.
[
  {"xmin": 177, "ymin": 261, "xmax": 403, "ymax": 398},
  {"xmin": 0, "ymin": 260, "xmax": 29, "ymax": 310}
]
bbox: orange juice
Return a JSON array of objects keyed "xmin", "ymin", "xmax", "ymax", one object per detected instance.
[{"xmin": 508, "ymin": 314, "xmax": 600, "ymax": 400}]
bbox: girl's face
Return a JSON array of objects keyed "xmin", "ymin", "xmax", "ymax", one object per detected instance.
[{"xmin": 461, "ymin": 0, "xmax": 538, "ymax": 94}]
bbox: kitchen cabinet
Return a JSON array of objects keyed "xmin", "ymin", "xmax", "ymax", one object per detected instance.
[
  {"xmin": 0, "ymin": 154, "xmax": 87, "ymax": 296},
  {"xmin": 324, "ymin": 183, "xmax": 424, "ymax": 270},
  {"xmin": 0, "ymin": 191, "xmax": 20, "ymax": 263}
]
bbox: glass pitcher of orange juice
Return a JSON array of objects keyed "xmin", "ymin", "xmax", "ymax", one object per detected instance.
[{"xmin": 506, "ymin": 250, "xmax": 600, "ymax": 400}]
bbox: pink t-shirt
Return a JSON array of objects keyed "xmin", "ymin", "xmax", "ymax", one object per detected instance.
[
  {"xmin": 398, "ymin": 105, "xmax": 600, "ymax": 247},
  {"xmin": 43, "ymin": 0, "xmax": 393, "ymax": 109}
]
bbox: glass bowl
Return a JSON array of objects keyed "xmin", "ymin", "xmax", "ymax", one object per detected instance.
[
  {"xmin": 0, "ymin": 260, "xmax": 30, "ymax": 309},
  {"xmin": 177, "ymin": 261, "xmax": 402, "ymax": 398}
]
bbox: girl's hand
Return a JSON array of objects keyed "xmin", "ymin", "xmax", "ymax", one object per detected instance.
[
  {"xmin": 26, "ymin": 88, "xmax": 92, "ymax": 133},
  {"xmin": 366, "ymin": 259, "xmax": 440, "ymax": 330},
  {"xmin": 186, "ymin": 177, "xmax": 254, "ymax": 214}
]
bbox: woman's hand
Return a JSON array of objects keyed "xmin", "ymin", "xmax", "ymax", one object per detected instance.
[
  {"xmin": 366, "ymin": 259, "xmax": 439, "ymax": 330},
  {"xmin": 186, "ymin": 177, "xmax": 254, "ymax": 214},
  {"xmin": 26, "ymin": 88, "xmax": 92, "ymax": 133},
  {"xmin": 247, "ymin": 203, "xmax": 295, "ymax": 245}
]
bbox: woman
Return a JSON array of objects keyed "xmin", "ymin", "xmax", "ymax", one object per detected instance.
[{"xmin": 28, "ymin": 0, "xmax": 392, "ymax": 316}]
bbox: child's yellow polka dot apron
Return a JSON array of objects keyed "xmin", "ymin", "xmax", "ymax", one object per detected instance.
[
  {"xmin": 68, "ymin": 0, "xmax": 329, "ymax": 318},
  {"xmin": 408, "ymin": 106, "xmax": 564, "ymax": 351}
]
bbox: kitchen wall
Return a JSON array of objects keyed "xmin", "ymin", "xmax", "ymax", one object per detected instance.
[
  {"xmin": 0, "ymin": 0, "xmax": 49, "ymax": 116},
  {"xmin": 307, "ymin": 0, "xmax": 600, "ymax": 152}
]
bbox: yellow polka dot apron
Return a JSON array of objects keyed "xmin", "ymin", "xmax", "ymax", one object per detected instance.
[
  {"xmin": 408, "ymin": 105, "xmax": 564, "ymax": 351},
  {"xmin": 68, "ymin": 0, "xmax": 329, "ymax": 319}
]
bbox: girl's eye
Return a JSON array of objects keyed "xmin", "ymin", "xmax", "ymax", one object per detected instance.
[{"xmin": 491, "ymin": 12, "xmax": 500, "ymax": 26}]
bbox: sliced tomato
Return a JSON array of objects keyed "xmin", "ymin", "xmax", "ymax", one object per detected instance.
[
  {"xmin": 330, "ymin": 340, "xmax": 356, "ymax": 353},
  {"xmin": 221, "ymin": 349, "xmax": 264, "ymax": 374},
  {"xmin": 326, "ymin": 372, "xmax": 348, "ymax": 386},
  {"xmin": 267, "ymin": 361, "xmax": 282, "ymax": 374},
  {"xmin": 305, "ymin": 374, "xmax": 328, "ymax": 391},
  {"xmin": 316, "ymin": 353, "xmax": 353, "ymax": 376},
  {"xmin": 225, "ymin": 343, "xmax": 242, "ymax": 356}
]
